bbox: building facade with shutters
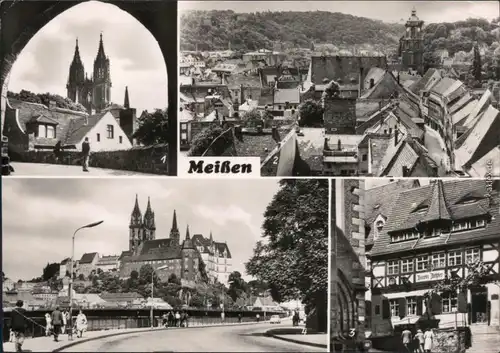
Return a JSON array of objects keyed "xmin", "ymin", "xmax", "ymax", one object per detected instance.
[{"xmin": 366, "ymin": 179, "xmax": 500, "ymax": 338}]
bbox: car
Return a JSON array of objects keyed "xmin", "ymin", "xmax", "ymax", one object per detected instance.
[{"xmin": 269, "ymin": 315, "xmax": 281, "ymax": 324}]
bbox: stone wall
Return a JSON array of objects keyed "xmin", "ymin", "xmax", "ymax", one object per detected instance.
[
  {"xmin": 433, "ymin": 328, "xmax": 468, "ymax": 353},
  {"xmin": 10, "ymin": 144, "xmax": 168, "ymax": 175}
]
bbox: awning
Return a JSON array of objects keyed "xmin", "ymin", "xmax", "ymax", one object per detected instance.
[{"xmin": 392, "ymin": 316, "xmax": 420, "ymax": 326}]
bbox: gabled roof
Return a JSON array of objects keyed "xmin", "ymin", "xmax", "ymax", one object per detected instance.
[
  {"xmin": 214, "ymin": 242, "xmax": 232, "ymax": 258},
  {"xmin": 274, "ymin": 88, "xmax": 300, "ymax": 104},
  {"xmin": 429, "ymin": 77, "xmax": 459, "ymax": 96},
  {"xmin": 60, "ymin": 258, "xmax": 71, "ymax": 265},
  {"xmin": 371, "ymin": 180, "xmax": 498, "ymax": 257},
  {"xmin": 79, "ymin": 252, "xmax": 98, "ymax": 264},
  {"xmin": 467, "ymin": 146, "xmax": 500, "ymax": 178},
  {"xmin": 64, "ymin": 112, "xmax": 108, "ymax": 145},
  {"xmin": 420, "ymin": 180, "xmax": 452, "ymax": 223},
  {"xmin": 409, "ymin": 68, "xmax": 441, "ymax": 94},
  {"xmin": 360, "ymin": 71, "xmax": 404, "ymax": 100},
  {"xmin": 310, "ymin": 55, "xmax": 387, "ymax": 86},
  {"xmin": 27, "ymin": 114, "xmax": 59, "ymax": 125}
]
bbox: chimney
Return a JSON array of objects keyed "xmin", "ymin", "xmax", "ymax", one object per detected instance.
[
  {"xmin": 49, "ymin": 101, "xmax": 57, "ymax": 111},
  {"xmin": 271, "ymin": 126, "xmax": 281, "ymax": 143},
  {"xmin": 394, "ymin": 129, "xmax": 399, "ymax": 146},
  {"xmin": 234, "ymin": 125, "xmax": 243, "ymax": 142}
]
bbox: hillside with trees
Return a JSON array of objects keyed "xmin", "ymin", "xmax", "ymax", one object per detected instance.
[
  {"xmin": 7, "ymin": 90, "xmax": 87, "ymax": 113},
  {"xmin": 180, "ymin": 10, "xmax": 403, "ymax": 51}
]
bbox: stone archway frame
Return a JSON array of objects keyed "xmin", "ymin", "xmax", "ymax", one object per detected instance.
[{"xmin": 0, "ymin": 0, "xmax": 178, "ymax": 175}]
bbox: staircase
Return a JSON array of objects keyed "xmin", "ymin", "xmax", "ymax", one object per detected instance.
[{"xmin": 466, "ymin": 324, "xmax": 500, "ymax": 353}]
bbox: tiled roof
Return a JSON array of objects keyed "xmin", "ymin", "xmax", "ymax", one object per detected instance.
[
  {"xmin": 360, "ymin": 71, "xmax": 404, "ymax": 100},
  {"xmin": 369, "ymin": 135, "xmax": 392, "ymax": 173},
  {"xmin": 452, "ymin": 99, "xmax": 478, "ymax": 126},
  {"xmin": 79, "ymin": 252, "xmax": 98, "ymax": 264},
  {"xmin": 214, "ymin": 242, "xmax": 232, "ymax": 258},
  {"xmin": 365, "ymin": 180, "xmax": 421, "ymax": 245},
  {"xmin": 60, "ymin": 258, "xmax": 70, "ymax": 265},
  {"xmin": 384, "ymin": 142, "xmax": 419, "ymax": 177},
  {"xmin": 455, "ymin": 105, "xmax": 500, "ymax": 169},
  {"xmin": 97, "ymin": 255, "xmax": 119, "ymax": 265},
  {"xmin": 274, "ymin": 88, "xmax": 300, "ymax": 104},
  {"xmin": 7, "ymin": 99, "xmax": 87, "ymax": 147},
  {"xmin": 192, "ymin": 234, "xmax": 212, "ymax": 253},
  {"xmin": 234, "ymin": 126, "xmax": 293, "ymax": 160},
  {"xmin": 429, "ymin": 77, "xmax": 458, "ymax": 96},
  {"xmin": 462, "ymin": 90, "xmax": 492, "ymax": 128},
  {"xmin": 64, "ymin": 112, "xmax": 107, "ymax": 145},
  {"xmin": 468, "ymin": 146, "xmax": 500, "ymax": 177},
  {"xmin": 226, "ymin": 73, "xmax": 262, "ymax": 89},
  {"xmin": 297, "ymin": 128, "xmax": 325, "ymax": 172},
  {"xmin": 355, "ymin": 100, "xmax": 385, "ymax": 121},
  {"xmin": 371, "ymin": 180, "xmax": 499, "ymax": 257},
  {"xmin": 180, "ymin": 84, "xmax": 231, "ymax": 101},
  {"xmin": 421, "ymin": 181, "xmax": 452, "ymax": 222},
  {"xmin": 377, "ymin": 132, "xmax": 407, "ymax": 175},
  {"xmin": 118, "ymin": 251, "xmax": 132, "ymax": 260},
  {"xmin": 409, "ymin": 68, "xmax": 440, "ymax": 94},
  {"xmin": 310, "ymin": 56, "xmax": 387, "ymax": 86}
]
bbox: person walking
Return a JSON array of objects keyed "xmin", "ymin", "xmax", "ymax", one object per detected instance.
[
  {"xmin": 61, "ymin": 309, "xmax": 67, "ymax": 336},
  {"xmin": 81, "ymin": 137, "xmax": 90, "ymax": 172},
  {"xmin": 401, "ymin": 327, "xmax": 412, "ymax": 352},
  {"xmin": 423, "ymin": 328, "xmax": 434, "ymax": 353},
  {"xmin": 184, "ymin": 311, "xmax": 189, "ymax": 328},
  {"xmin": 51, "ymin": 306, "xmax": 64, "ymax": 342},
  {"xmin": 238, "ymin": 313, "xmax": 242, "ymax": 323},
  {"xmin": 11, "ymin": 300, "xmax": 28, "ymax": 352},
  {"xmin": 415, "ymin": 329, "xmax": 425, "ymax": 353},
  {"xmin": 175, "ymin": 311, "xmax": 181, "ymax": 327},
  {"xmin": 76, "ymin": 310, "xmax": 88, "ymax": 338},
  {"xmin": 256, "ymin": 313, "xmax": 260, "ymax": 322},
  {"xmin": 45, "ymin": 313, "xmax": 52, "ymax": 337},
  {"xmin": 53, "ymin": 141, "xmax": 62, "ymax": 163}
]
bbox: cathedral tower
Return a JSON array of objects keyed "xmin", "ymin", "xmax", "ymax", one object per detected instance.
[
  {"xmin": 129, "ymin": 194, "xmax": 143, "ymax": 252},
  {"xmin": 143, "ymin": 197, "xmax": 156, "ymax": 241},
  {"xmin": 92, "ymin": 33, "xmax": 112, "ymax": 112},
  {"xmin": 67, "ymin": 38, "xmax": 85, "ymax": 102},
  {"xmin": 170, "ymin": 210, "xmax": 180, "ymax": 245},
  {"xmin": 399, "ymin": 8, "xmax": 424, "ymax": 74},
  {"xmin": 181, "ymin": 225, "xmax": 197, "ymax": 281}
]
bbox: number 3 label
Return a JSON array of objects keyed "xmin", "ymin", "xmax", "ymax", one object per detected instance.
[{"xmin": 349, "ymin": 328, "xmax": 356, "ymax": 337}]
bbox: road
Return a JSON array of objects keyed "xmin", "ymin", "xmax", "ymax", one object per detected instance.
[
  {"xmin": 423, "ymin": 126, "xmax": 449, "ymax": 176},
  {"xmin": 59, "ymin": 323, "xmax": 323, "ymax": 352},
  {"xmin": 7, "ymin": 162, "xmax": 159, "ymax": 176}
]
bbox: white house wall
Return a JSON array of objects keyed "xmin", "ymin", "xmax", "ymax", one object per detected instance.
[{"xmin": 77, "ymin": 112, "xmax": 132, "ymax": 152}]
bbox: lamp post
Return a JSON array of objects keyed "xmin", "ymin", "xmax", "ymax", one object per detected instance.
[
  {"xmin": 68, "ymin": 220, "xmax": 103, "ymax": 329},
  {"xmin": 150, "ymin": 264, "xmax": 169, "ymax": 329}
]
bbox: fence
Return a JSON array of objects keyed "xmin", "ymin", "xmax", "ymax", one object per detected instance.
[{"xmin": 2, "ymin": 309, "xmax": 286, "ymax": 342}]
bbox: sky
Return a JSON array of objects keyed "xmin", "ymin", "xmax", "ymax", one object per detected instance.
[
  {"xmin": 179, "ymin": 1, "xmax": 499, "ymax": 23},
  {"xmin": 8, "ymin": 1, "xmax": 167, "ymax": 113},
  {"xmin": 2, "ymin": 178, "xmax": 280, "ymax": 282}
]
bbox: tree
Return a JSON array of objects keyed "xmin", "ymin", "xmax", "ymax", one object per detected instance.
[
  {"xmin": 138, "ymin": 264, "xmax": 159, "ymax": 286},
  {"xmin": 246, "ymin": 179, "xmax": 329, "ymax": 331},
  {"xmin": 130, "ymin": 270, "xmax": 139, "ymax": 280},
  {"xmin": 473, "ymin": 43, "xmax": 482, "ymax": 81},
  {"xmin": 42, "ymin": 263, "xmax": 60, "ymax": 281},
  {"xmin": 423, "ymin": 51, "xmax": 442, "ymax": 72},
  {"xmin": 187, "ymin": 124, "xmax": 234, "ymax": 157},
  {"xmin": 168, "ymin": 273, "xmax": 181, "ymax": 285},
  {"xmin": 190, "ymin": 293, "xmax": 205, "ymax": 308},
  {"xmin": 299, "ymin": 100, "xmax": 323, "ymax": 127},
  {"xmin": 78, "ymin": 274, "xmax": 85, "ymax": 280},
  {"xmin": 133, "ymin": 109, "xmax": 168, "ymax": 145},
  {"xmin": 227, "ymin": 271, "xmax": 248, "ymax": 302}
]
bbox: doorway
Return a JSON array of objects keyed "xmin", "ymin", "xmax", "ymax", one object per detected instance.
[{"xmin": 471, "ymin": 287, "xmax": 488, "ymax": 323}]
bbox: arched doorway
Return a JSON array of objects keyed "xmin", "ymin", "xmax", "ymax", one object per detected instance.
[{"xmin": 0, "ymin": 0, "xmax": 177, "ymax": 174}]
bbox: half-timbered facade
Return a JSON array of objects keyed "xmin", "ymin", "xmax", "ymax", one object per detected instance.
[{"xmin": 367, "ymin": 179, "xmax": 500, "ymax": 337}]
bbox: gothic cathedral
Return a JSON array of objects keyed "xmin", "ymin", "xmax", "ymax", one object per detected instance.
[
  {"xmin": 66, "ymin": 34, "xmax": 112, "ymax": 114},
  {"xmin": 399, "ymin": 9, "xmax": 424, "ymax": 74},
  {"xmin": 129, "ymin": 195, "xmax": 156, "ymax": 252}
]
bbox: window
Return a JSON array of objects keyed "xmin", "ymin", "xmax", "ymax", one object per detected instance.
[
  {"xmin": 181, "ymin": 123, "xmax": 187, "ymax": 130},
  {"xmin": 416, "ymin": 256, "xmax": 429, "ymax": 271},
  {"xmin": 96, "ymin": 133, "xmax": 100, "ymax": 142},
  {"xmin": 432, "ymin": 253, "xmax": 446, "ymax": 269},
  {"xmin": 181, "ymin": 133, "xmax": 187, "ymax": 140},
  {"xmin": 362, "ymin": 154, "xmax": 368, "ymax": 161},
  {"xmin": 407, "ymin": 297, "xmax": 417, "ymax": 316},
  {"xmin": 389, "ymin": 299, "xmax": 399, "ymax": 317},
  {"xmin": 387, "ymin": 260, "xmax": 399, "ymax": 275},
  {"xmin": 465, "ymin": 249, "xmax": 480, "ymax": 264},
  {"xmin": 119, "ymin": 136, "xmax": 123, "ymax": 144},
  {"xmin": 37, "ymin": 124, "xmax": 56, "ymax": 138},
  {"xmin": 442, "ymin": 292, "xmax": 458, "ymax": 313},
  {"xmin": 391, "ymin": 230, "xmax": 419, "ymax": 243},
  {"xmin": 46, "ymin": 125, "xmax": 55, "ymax": 138},
  {"xmin": 401, "ymin": 259, "xmax": 414, "ymax": 273},
  {"xmin": 448, "ymin": 251, "xmax": 462, "ymax": 267},
  {"xmin": 107, "ymin": 125, "xmax": 114, "ymax": 139}
]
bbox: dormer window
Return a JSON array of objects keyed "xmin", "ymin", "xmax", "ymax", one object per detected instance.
[{"xmin": 376, "ymin": 220, "xmax": 384, "ymax": 231}]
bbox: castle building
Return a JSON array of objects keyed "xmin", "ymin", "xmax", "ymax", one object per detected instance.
[
  {"xmin": 399, "ymin": 9, "xmax": 424, "ymax": 74},
  {"xmin": 67, "ymin": 34, "xmax": 111, "ymax": 114},
  {"xmin": 367, "ymin": 179, "xmax": 500, "ymax": 339},
  {"xmin": 119, "ymin": 197, "xmax": 211, "ymax": 284},
  {"xmin": 192, "ymin": 232, "xmax": 232, "ymax": 284}
]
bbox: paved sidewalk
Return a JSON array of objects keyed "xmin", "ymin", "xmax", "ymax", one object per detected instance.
[
  {"xmin": 9, "ymin": 162, "xmax": 160, "ymax": 176},
  {"xmin": 3, "ymin": 321, "xmax": 267, "ymax": 352},
  {"xmin": 266, "ymin": 327, "xmax": 328, "ymax": 349}
]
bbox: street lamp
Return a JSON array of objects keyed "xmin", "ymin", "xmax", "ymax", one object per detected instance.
[
  {"xmin": 150, "ymin": 264, "xmax": 169, "ymax": 329},
  {"xmin": 68, "ymin": 220, "xmax": 103, "ymax": 328}
]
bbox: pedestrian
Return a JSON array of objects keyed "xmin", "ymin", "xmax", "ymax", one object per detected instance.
[
  {"xmin": 11, "ymin": 300, "xmax": 28, "ymax": 352},
  {"xmin": 175, "ymin": 311, "xmax": 180, "ymax": 327},
  {"xmin": 238, "ymin": 313, "xmax": 242, "ymax": 323},
  {"xmin": 256, "ymin": 313, "xmax": 260, "ymax": 322},
  {"xmin": 76, "ymin": 310, "xmax": 88, "ymax": 338},
  {"xmin": 184, "ymin": 311, "xmax": 189, "ymax": 328},
  {"xmin": 51, "ymin": 306, "xmax": 63, "ymax": 342},
  {"xmin": 221, "ymin": 311, "xmax": 225, "ymax": 322},
  {"xmin": 401, "ymin": 327, "xmax": 412, "ymax": 352},
  {"xmin": 167, "ymin": 311, "xmax": 173, "ymax": 327},
  {"xmin": 45, "ymin": 313, "xmax": 52, "ymax": 336},
  {"xmin": 415, "ymin": 329, "xmax": 425, "ymax": 353},
  {"xmin": 61, "ymin": 309, "xmax": 67, "ymax": 336},
  {"xmin": 53, "ymin": 141, "xmax": 62, "ymax": 163},
  {"xmin": 424, "ymin": 328, "xmax": 434, "ymax": 353},
  {"xmin": 180, "ymin": 312, "xmax": 185, "ymax": 327},
  {"xmin": 81, "ymin": 137, "xmax": 90, "ymax": 172},
  {"xmin": 162, "ymin": 313, "xmax": 168, "ymax": 328}
]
